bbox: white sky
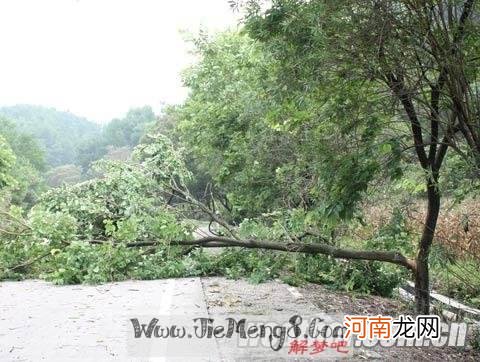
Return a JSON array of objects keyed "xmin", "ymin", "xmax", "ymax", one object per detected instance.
[{"xmin": 0, "ymin": 0, "xmax": 239, "ymax": 123}]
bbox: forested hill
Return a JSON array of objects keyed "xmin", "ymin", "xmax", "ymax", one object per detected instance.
[{"xmin": 0, "ymin": 105, "xmax": 100, "ymax": 167}]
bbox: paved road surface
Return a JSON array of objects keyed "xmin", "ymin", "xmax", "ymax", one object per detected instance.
[{"xmin": 0, "ymin": 277, "xmax": 349, "ymax": 361}]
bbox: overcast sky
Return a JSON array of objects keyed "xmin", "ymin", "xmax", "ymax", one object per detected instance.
[{"xmin": 0, "ymin": 0, "xmax": 239, "ymax": 123}]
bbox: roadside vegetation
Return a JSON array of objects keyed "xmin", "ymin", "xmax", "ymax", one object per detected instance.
[{"xmin": 1, "ymin": 0, "xmax": 480, "ymax": 316}]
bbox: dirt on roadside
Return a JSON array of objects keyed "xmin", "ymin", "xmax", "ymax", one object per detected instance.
[
  {"xmin": 201, "ymin": 277, "xmax": 479, "ymax": 360},
  {"xmin": 299, "ymin": 282, "xmax": 480, "ymax": 361}
]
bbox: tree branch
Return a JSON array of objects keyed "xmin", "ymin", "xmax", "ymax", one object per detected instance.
[
  {"xmin": 386, "ymin": 72, "xmax": 430, "ymax": 169},
  {"xmin": 89, "ymin": 236, "xmax": 416, "ymax": 271}
]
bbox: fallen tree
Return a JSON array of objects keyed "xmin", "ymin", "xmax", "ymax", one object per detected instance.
[
  {"xmin": 2, "ymin": 108, "xmax": 478, "ymax": 312},
  {"xmin": 90, "ymin": 236, "xmax": 416, "ymax": 270}
]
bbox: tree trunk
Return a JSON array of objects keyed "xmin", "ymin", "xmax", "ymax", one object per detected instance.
[{"xmin": 414, "ymin": 179, "xmax": 441, "ymax": 314}]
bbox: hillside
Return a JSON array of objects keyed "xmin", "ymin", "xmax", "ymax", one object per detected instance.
[{"xmin": 0, "ymin": 105, "xmax": 100, "ymax": 167}]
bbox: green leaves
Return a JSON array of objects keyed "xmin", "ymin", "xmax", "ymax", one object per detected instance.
[
  {"xmin": 1, "ymin": 133, "xmax": 194, "ymax": 283},
  {"xmin": 48, "ymin": 242, "xmax": 138, "ymax": 284},
  {"xmin": 38, "ymin": 154, "xmax": 190, "ymax": 243},
  {"xmin": 29, "ymin": 209, "xmax": 78, "ymax": 245},
  {"xmin": 0, "ymin": 135, "xmax": 16, "ymax": 190},
  {"xmin": 134, "ymin": 133, "xmax": 191, "ymax": 185},
  {"xmin": 103, "ymin": 106, "xmax": 156, "ymax": 148}
]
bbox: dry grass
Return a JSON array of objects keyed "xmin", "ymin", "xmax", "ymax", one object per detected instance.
[{"xmin": 360, "ymin": 197, "xmax": 480, "ymax": 258}]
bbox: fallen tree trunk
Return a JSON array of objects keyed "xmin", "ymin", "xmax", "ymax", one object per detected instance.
[{"xmin": 90, "ymin": 236, "xmax": 416, "ymax": 271}]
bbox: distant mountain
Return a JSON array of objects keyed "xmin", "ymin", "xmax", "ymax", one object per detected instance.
[{"xmin": 0, "ymin": 105, "xmax": 100, "ymax": 167}]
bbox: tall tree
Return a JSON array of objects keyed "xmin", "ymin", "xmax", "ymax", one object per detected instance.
[{"xmin": 241, "ymin": 0, "xmax": 480, "ymax": 312}]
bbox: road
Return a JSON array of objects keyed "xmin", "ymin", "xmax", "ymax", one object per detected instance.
[{"xmin": 0, "ymin": 277, "xmax": 351, "ymax": 361}]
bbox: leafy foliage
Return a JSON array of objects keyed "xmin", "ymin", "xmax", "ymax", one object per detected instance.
[
  {"xmin": 0, "ymin": 105, "xmax": 100, "ymax": 167},
  {"xmin": 172, "ymin": 30, "xmax": 405, "ymax": 228},
  {"xmin": 0, "ymin": 134, "xmax": 193, "ymax": 282},
  {"xmin": 103, "ymin": 106, "xmax": 156, "ymax": 147},
  {"xmin": 75, "ymin": 106, "xmax": 156, "ymax": 171},
  {"xmin": 0, "ymin": 118, "xmax": 47, "ymax": 207},
  {"xmin": 0, "ymin": 135, "xmax": 15, "ymax": 190}
]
